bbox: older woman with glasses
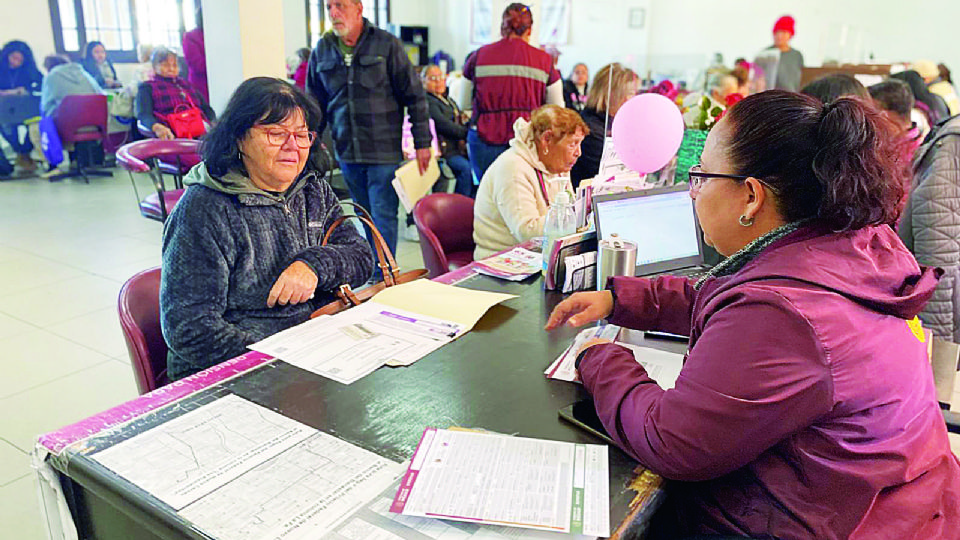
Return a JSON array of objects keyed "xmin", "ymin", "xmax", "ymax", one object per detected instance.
[
  {"xmin": 160, "ymin": 77, "xmax": 373, "ymax": 380},
  {"xmin": 546, "ymin": 91, "xmax": 959, "ymax": 539}
]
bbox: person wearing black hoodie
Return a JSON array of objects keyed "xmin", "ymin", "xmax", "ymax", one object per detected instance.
[
  {"xmin": 892, "ymin": 70, "xmax": 951, "ymax": 127},
  {"xmin": 0, "ymin": 40, "xmax": 42, "ymax": 172}
]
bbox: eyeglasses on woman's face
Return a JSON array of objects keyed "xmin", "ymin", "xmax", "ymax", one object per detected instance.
[
  {"xmin": 255, "ymin": 126, "xmax": 317, "ymax": 148},
  {"xmin": 687, "ymin": 165, "xmax": 776, "ymax": 197}
]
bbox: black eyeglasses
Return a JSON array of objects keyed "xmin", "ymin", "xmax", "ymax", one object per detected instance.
[{"xmin": 688, "ymin": 165, "xmax": 777, "ymax": 195}]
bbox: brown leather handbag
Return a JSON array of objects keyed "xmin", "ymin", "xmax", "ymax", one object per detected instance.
[{"xmin": 312, "ymin": 203, "xmax": 428, "ymax": 317}]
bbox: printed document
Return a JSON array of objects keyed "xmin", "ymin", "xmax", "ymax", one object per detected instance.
[
  {"xmin": 371, "ymin": 279, "xmax": 516, "ymax": 330},
  {"xmin": 474, "ymin": 247, "xmax": 542, "ymax": 281},
  {"xmin": 390, "ymin": 428, "xmax": 609, "ymax": 537},
  {"xmin": 322, "ymin": 479, "xmax": 598, "ymax": 539},
  {"xmin": 250, "ymin": 302, "xmax": 464, "ymax": 383},
  {"xmin": 545, "ymin": 326, "xmax": 684, "ymax": 389},
  {"xmin": 92, "ymin": 394, "xmax": 404, "ymax": 540}
]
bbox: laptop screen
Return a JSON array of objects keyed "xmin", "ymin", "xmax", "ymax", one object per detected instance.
[{"xmin": 592, "ymin": 186, "xmax": 703, "ymax": 275}]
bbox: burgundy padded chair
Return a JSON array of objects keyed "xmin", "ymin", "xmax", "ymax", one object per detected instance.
[
  {"xmin": 118, "ymin": 267, "xmax": 169, "ymax": 395},
  {"xmin": 413, "ymin": 193, "xmax": 476, "ymax": 278},
  {"xmin": 52, "ymin": 94, "xmax": 113, "ymax": 183},
  {"xmin": 117, "ymin": 139, "xmax": 200, "ymax": 221},
  {"xmin": 136, "ymin": 119, "xmax": 202, "ymax": 182}
]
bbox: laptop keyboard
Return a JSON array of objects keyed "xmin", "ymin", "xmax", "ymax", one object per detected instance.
[{"xmin": 668, "ymin": 266, "xmax": 711, "ymax": 280}]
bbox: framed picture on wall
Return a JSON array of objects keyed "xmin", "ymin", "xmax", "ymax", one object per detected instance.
[{"xmin": 470, "ymin": 0, "xmax": 571, "ymax": 46}]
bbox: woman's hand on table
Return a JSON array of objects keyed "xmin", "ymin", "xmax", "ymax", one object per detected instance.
[
  {"xmin": 267, "ymin": 261, "xmax": 318, "ymax": 308},
  {"xmin": 544, "ymin": 290, "xmax": 614, "ymax": 330}
]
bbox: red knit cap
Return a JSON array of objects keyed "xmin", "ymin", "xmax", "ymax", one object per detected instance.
[{"xmin": 773, "ymin": 15, "xmax": 795, "ymax": 37}]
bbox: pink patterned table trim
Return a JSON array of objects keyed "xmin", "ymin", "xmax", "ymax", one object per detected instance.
[{"xmin": 37, "ymin": 351, "xmax": 275, "ymax": 455}]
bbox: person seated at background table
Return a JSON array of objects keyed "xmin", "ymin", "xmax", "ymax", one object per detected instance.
[
  {"xmin": 570, "ymin": 63, "xmax": 638, "ymax": 188},
  {"xmin": 160, "ymin": 77, "xmax": 373, "ymax": 381},
  {"xmin": 135, "ymin": 46, "xmax": 215, "ymax": 140},
  {"xmin": 473, "ymin": 104, "xmax": 587, "ymax": 259},
  {"xmin": 913, "ymin": 58, "xmax": 960, "ymax": 117},
  {"xmin": 40, "ymin": 54, "xmax": 103, "ymax": 119},
  {"xmin": 869, "ymin": 79, "xmax": 923, "ymax": 167},
  {"xmin": 546, "ymin": 90, "xmax": 960, "ymax": 539},
  {"xmin": 563, "ymin": 63, "xmax": 589, "ymax": 112},
  {"xmin": 800, "ymin": 72, "xmax": 870, "ymax": 103},
  {"xmin": 892, "ymin": 69, "xmax": 951, "ymax": 129},
  {"xmin": 0, "ymin": 40, "xmax": 42, "ymax": 172},
  {"xmin": 422, "ymin": 64, "xmax": 474, "ymax": 197},
  {"xmin": 290, "ymin": 47, "xmax": 310, "ymax": 91},
  {"xmin": 80, "ymin": 41, "xmax": 121, "ymax": 89}
]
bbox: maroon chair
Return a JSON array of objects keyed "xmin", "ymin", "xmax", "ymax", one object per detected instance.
[
  {"xmin": 117, "ymin": 139, "xmax": 200, "ymax": 221},
  {"xmin": 413, "ymin": 193, "xmax": 476, "ymax": 278},
  {"xmin": 52, "ymin": 94, "xmax": 113, "ymax": 183},
  {"xmin": 137, "ymin": 119, "xmax": 202, "ymax": 183},
  {"xmin": 118, "ymin": 267, "xmax": 169, "ymax": 394}
]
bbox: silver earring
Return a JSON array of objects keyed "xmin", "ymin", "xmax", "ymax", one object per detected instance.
[{"xmin": 739, "ymin": 215, "xmax": 754, "ymax": 227}]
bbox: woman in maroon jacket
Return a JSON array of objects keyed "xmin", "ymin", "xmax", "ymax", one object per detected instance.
[{"xmin": 547, "ymin": 91, "xmax": 960, "ymax": 539}]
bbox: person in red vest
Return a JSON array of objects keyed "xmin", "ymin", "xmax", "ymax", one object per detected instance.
[{"xmin": 461, "ymin": 3, "xmax": 563, "ymax": 185}]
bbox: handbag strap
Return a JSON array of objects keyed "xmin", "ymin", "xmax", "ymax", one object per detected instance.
[{"xmin": 321, "ymin": 202, "xmax": 401, "ymax": 286}]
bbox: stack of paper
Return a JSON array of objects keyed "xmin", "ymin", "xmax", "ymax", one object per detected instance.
[
  {"xmin": 390, "ymin": 428, "xmax": 610, "ymax": 537},
  {"xmin": 250, "ymin": 280, "xmax": 515, "ymax": 384},
  {"xmin": 92, "ymin": 395, "xmax": 405, "ymax": 540},
  {"xmin": 475, "ymin": 247, "xmax": 542, "ymax": 281},
  {"xmin": 545, "ymin": 325, "xmax": 685, "ymax": 389}
]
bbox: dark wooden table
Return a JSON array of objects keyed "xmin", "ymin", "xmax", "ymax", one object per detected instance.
[{"xmin": 42, "ymin": 272, "xmax": 674, "ymax": 539}]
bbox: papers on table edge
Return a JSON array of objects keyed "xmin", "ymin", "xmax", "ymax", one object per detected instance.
[
  {"xmin": 474, "ymin": 246, "xmax": 542, "ymax": 281},
  {"xmin": 391, "ymin": 427, "xmax": 609, "ymax": 537},
  {"xmin": 545, "ymin": 325, "xmax": 685, "ymax": 389},
  {"xmin": 249, "ymin": 280, "xmax": 515, "ymax": 384},
  {"xmin": 92, "ymin": 394, "xmax": 405, "ymax": 540}
]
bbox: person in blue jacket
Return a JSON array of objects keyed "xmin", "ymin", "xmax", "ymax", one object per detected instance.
[{"xmin": 0, "ymin": 40, "xmax": 42, "ymax": 173}]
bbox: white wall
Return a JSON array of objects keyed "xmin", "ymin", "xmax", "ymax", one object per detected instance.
[
  {"xmin": 0, "ymin": 0, "xmax": 57, "ymax": 66},
  {"xmin": 389, "ymin": 0, "xmax": 960, "ymax": 88}
]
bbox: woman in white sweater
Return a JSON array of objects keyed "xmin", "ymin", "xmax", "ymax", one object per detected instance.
[{"xmin": 473, "ymin": 105, "xmax": 588, "ymax": 259}]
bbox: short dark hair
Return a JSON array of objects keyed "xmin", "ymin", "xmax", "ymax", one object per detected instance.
[
  {"xmin": 296, "ymin": 47, "xmax": 310, "ymax": 64},
  {"xmin": 202, "ymin": 77, "xmax": 326, "ymax": 177},
  {"xmin": 43, "ymin": 54, "xmax": 69, "ymax": 72},
  {"xmin": 868, "ymin": 79, "xmax": 914, "ymax": 119},
  {"xmin": 801, "ymin": 73, "xmax": 870, "ymax": 104},
  {"xmin": 724, "ymin": 90, "xmax": 904, "ymax": 231},
  {"xmin": 501, "ymin": 3, "xmax": 532, "ymax": 37}
]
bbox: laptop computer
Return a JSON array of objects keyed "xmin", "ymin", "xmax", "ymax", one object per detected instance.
[{"xmin": 591, "ymin": 185, "xmax": 721, "ymax": 278}]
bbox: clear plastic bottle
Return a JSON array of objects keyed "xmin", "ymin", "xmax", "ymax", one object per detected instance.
[{"xmin": 542, "ymin": 191, "xmax": 577, "ymax": 275}]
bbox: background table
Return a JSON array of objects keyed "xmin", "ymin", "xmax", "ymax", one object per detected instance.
[{"xmin": 39, "ymin": 270, "xmax": 679, "ymax": 539}]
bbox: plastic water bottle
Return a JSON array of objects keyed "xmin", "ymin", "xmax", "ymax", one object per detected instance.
[{"xmin": 542, "ymin": 191, "xmax": 577, "ymax": 275}]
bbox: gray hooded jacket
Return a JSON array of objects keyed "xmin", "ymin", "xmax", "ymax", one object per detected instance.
[
  {"xmin": 160, "ymin": 163, "xmax": 373, "ymax": 380},
  {"xmin": 40, "ymin": 63, "xmax": 102, "ymax": 118},
  {"xmin": 899, "ymin": 115, "xmax": 960, "ymax": 342}
]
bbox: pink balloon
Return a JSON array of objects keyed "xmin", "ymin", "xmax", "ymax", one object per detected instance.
[{"xmin": 611, "ymin": 93, "xmax": 685, "ymax": 174}]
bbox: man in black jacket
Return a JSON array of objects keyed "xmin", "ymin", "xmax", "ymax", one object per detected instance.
[{"xmin": 307, "ymin": 0, "xmax": 431, "ymax": 258}]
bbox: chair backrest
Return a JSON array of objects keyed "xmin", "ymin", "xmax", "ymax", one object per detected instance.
[
  {"xmin": 118, "ymin": 267, "xmax": 169, "ymax": 394},
  {"xmin": 413, "ymin": 193, "xmax": 476, "ymax": 277},
  {"xmin": 117, "ymin": 138, "xmax": 202, "ymax": 173},
  {"xmin": 54, "ymin": 94, "xmax": 108, "ymax": 145}
]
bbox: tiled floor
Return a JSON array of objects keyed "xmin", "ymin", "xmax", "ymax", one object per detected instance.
[{"xmin": 0, "ymin": 168, "xmax": 426, "ymax": 540}]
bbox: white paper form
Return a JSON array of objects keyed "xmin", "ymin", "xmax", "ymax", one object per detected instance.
[
  {"xmin": 249, "ymin": 302, "xmax": 464, "ymax": 384},
  {"xmin": 91, "ymin": 394, "xmax": 315, "ymax": 510},
  {"xmin": 322, "ymin": 480, "xmax": 599, "ymax": 540},
  {"xmin": 545, "ymin": 326, "xmax": 685, "ymax": 389},
  {"xmin": 180, "ymin": 430, "xmax": 404, "ymax": 540},
  {"xmin": 390, "ymin": 428, "xmax": 609, "ymax": 537}
]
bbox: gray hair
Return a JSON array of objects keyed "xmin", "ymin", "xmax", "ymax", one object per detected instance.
[
  {"xmin": 420, "ymin": 64, "xmax": 442, "ymax": 82},
  {"xmin": 150, "ymin": 46, "xmax": 177, "ymax": 67},
  {"xmin": 706, "ymin": 70, "xmax": 735, "ymax": 91}
]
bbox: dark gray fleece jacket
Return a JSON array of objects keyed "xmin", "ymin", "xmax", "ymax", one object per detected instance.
[{"xmin": 160, "ymin": 163, "xmax": 373, "ymax": 380}]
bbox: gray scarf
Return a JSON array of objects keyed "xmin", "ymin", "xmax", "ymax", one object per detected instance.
[{"xmin": 695, "ymin": 221, "xmax": 806, "ymax": 290}]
